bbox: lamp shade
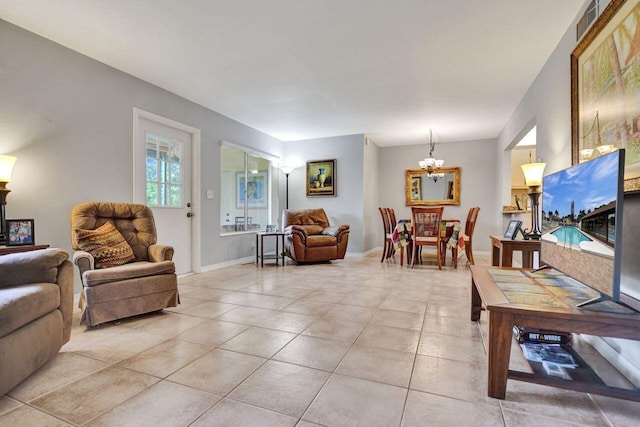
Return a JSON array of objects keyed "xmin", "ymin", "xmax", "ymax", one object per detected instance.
[
  {"xmin": 521, "ymin": 162, "xmax": 546, "ymax": 187},
  {"xmin": 280, "ymin": 165, "xmax": 294, "ymax": 175},
  {"xmin": 0, "ymin": 155, "xmax": 17, "ymax": 183}
]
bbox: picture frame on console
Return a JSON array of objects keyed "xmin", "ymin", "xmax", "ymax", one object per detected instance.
[
  {"xmin": 6, "ymin": 219, "xmax": 35, "ymax": 246},
  {"xmin": 503, "ymin": 220, "xmax": 522, "ymax": 240},
  {"xmin": 571, "ymin": 0, "xmax": 640, "ymax": 191}
]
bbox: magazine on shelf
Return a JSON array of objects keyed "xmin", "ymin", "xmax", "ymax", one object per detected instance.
[
  {"xmin": 519, "ymin": 343, "xmax": 604, "ymax": 384},
  {"xmin": 513, "ymin": 326, "xmax": 573, "ymax": 346}
]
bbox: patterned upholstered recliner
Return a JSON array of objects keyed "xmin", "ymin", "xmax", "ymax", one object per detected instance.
[
  {"xmin": 70, "ymin": 202, "xmax": 179, "ymax": 326},
  {"xmin": 282, "ymin": 208, "xmax": 350, "ymax": 263}
]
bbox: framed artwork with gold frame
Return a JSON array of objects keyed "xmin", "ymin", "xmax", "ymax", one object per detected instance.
[
  {"xmin": 306, "ymin": 159, "xmax": 336, "ymax": 197},
  {"xmin": 571, "ymin": 0, "xmax": 640, "ymax": 191}
]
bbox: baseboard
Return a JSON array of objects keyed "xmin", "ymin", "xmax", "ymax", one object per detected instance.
[
  {"xmin": 582, "ymin": 335, "xmax": 640, "ymax": 389},
  {"xmin": 346, "ymin": 247, "xmax": 380, "ymax": 258},
  {"xmin": 200, "ymin": 256, "xmax": 255, "ymax": 272}
]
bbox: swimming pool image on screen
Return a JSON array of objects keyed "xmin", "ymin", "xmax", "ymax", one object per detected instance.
[
  {"xmin": 541, "ymin": 152, "xmax": 619, "ymax": 258},
  {"xmin": 550, "ymin": 226, "xmax": 592, "ymax": 245}
]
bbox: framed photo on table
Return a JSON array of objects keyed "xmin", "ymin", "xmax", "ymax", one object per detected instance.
[
  {"xmin": 306, "ymin": 159, "xmax": 336, "ymax": 197},
  {"xmin": 571, "ymin": 0, "xmax": 640, "ymax": 191},
  {"xmin": 504, "ymin": 220, "xmax": 522, "ymax": 240},
  {"xmin": 6, "ymin": 219, "xmax": 35, "ymax": 246}
]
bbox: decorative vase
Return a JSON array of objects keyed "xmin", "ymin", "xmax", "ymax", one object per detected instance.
[{"xmin": 318, "ymin": 168, "xmax": 326, "ymax": 188}]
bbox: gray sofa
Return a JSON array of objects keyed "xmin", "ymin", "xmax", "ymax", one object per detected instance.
[{"xmin": 0, "ymin": 248, "xmax": 73, "ymax": 396}]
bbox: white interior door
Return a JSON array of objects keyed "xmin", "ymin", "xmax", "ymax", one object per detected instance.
[{"xmin": 134, "ymin": 111, "xmax": 199, "ymax": 275}]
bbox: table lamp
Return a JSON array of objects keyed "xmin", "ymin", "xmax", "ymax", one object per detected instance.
[
  {"xmin": 0, "ymin": 155, "xmax": 17, "ymax": 245},
  {"xmin": 520, "ymin": 161, "xmax": 546, "ymax": 240}
]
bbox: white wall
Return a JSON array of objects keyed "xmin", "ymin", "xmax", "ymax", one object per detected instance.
[
  {"xmin": 362, "ymin": 137, "xmax": 380, "ymax": 253},
  {"xmin": 377, "ymin": 138, "xmax": 498, "ymax": 252},
  {"xmin": 281, "ymin": 134, "xmax": 366, "ymax": 253},
  {"xmin": 497, "ymin": 1, "xmax": 640, "ymax": 386},
  {"xmin": 0, "ymin": 20, "xmax": 284, "ymax": 277}
]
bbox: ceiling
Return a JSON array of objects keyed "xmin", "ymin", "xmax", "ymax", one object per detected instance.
[{"xmin": 0, "ymin": 0, "xmax": 585, "ymax": 146}]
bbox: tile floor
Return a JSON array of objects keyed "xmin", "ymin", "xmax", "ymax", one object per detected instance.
[{"xmin": 2, "ymin": 253, "xmax": 640, "ymax": 426}]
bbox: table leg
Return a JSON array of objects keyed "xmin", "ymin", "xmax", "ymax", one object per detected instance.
[
  {"xmin": 491, "ymin": 243, "xmax": 500, "ymax": 266},
  {"xmin": 281, "ymin": 234, "xmax": 285, "ymax": 267},
  {"xmin": 256, "ymin": 234, "xmax": 259, "ymax": 265},
  {"xmin": 501, "ymin": 247, "xmax": 513, "ymax": 268},
  {"xmin": 471, "ymin": 278, "xmax": 482, "ymax": 321},
  {"xmin": 487, "ymin": 311, "xmax": 514, "ymax": 399},
  {"xmin": 261, "ymin": 234, "xmax": 264, "ymax": 268},
  {"xmin": 522, "ymin": 249, "xmax": 533, "ymax": 269}
]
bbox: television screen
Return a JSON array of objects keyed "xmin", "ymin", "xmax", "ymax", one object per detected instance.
[{"xmin": 540, "ymin": 150, "xmax": 625, "ymax": 302}]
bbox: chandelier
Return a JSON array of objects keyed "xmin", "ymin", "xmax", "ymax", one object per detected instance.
[{"xmin": 418, "ymin": 129, "xmax": 444, "ymax": 182}]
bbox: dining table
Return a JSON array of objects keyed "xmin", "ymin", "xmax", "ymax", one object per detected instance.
[{"xmin": 392, "ymin": 219, "xmax": 464, "ymax": 267}]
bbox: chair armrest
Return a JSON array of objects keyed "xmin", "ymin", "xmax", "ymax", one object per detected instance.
[
  {"xmin": 73, "ymin": 250, "xmax": 95, "ymax": 277},
  {"xmin": 284, "ymin": 225, "xmax": 308, "ymax": 244},
  {"xmin": 149, "ymin": 244, "xmax": 174, "ymax": 262},
  {"xmin": 322, "ymin": 225, "xmax": 350, "ymax": 242}
]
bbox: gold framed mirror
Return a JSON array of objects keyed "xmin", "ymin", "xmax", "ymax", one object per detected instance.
[{"xmin": 405, "ymin": 167, "xmax": 461, "ymax": 206}]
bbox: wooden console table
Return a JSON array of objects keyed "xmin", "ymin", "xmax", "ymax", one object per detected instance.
[
  {"xmin": 0, "ymin": 244, "xmax": 49, "ymax": 256},
  {"xmin": 470, "ymin": 265, "xmax": 640, "ymax": 401},
  {"xmin": 490, "ymin": 235, "xmax": 540, "ymax": 268}
]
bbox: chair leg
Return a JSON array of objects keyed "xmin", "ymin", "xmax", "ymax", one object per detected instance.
[
  {"xmin": 380, "ymin": 238, "xmax": 388, "ymax": 262},
  {"xmin": 466, "ymin": 242, "xmax": 475, "ymax": 265},
  {"xmin": 436, "ymin": 242, "xmax": 442, "ymax": 270},
  {"xmin": 411, "ymin": 244, "xmax": 417, "ymax": 268},
  {"xmin": 387, "ymin": 240, "xmax": 395, "ymax": 259},
  {"xmin": 452, "ymin": 247, "xmax": 458, "ymax": 269}
]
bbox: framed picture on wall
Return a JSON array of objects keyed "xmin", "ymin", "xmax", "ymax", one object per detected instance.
[
  {"xmin": 410, "ymin": 177, "xmax": 421, "ymax": 201},
  {"xmin": 6, "ymin": 219, "xmax": 35, "ymax": 246},
  {"xmin": 571, "ymin": 0, "xmax": 640, "ymax": 192},
  {"xmin": 306, "ymin": 159, "xmax": 336, "ymax": 197},
  {"xmin": 236, "ymin": 171, "xmax": 268, "ymax": 208},
  {"xmin": 503, "ymin": 220, "xmax": 522, "ymax": 240}
]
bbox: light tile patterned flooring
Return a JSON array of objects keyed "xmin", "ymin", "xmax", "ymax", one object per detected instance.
[{"xmin": 2, "ymin": 253, "xmax": 640, "ymax": 426}]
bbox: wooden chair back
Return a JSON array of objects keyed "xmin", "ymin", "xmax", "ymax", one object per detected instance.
[
  {"xmin": 378, "ymin": 207, "xmax": 395, "ymax": 262},
  {"xmin": 379, "ymin": 207, "xmax": 391, "ymax": 235},
  {"xmin": 410, "ymin": 206, "xmax": 444, "ymax": 269},
  {"xmin": 464, "ymin": 206, "xmax": 480, "ymax": 265},
  {"xmin": 465, "ymin": 207, "xmax": 480, "ymax": 239}
]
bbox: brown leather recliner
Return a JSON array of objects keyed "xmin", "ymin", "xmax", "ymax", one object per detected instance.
[{"xmin": 282, "ymin": 209, "xmax": 350, "ymax": 263}]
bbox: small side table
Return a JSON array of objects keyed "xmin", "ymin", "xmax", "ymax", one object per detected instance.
[
  {"xmin": 256, "ymin": 232, "xmax": 285, "ymax": 267},
  {"xmin": 0, "ymin": 244, "xmax": 50, "ymax": 256},
  {"xmin": 490, "ymin": 235, "xmax": 540, "ymax": 268}
]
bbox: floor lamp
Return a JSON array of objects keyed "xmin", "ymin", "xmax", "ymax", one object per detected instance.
[
  {"xmin": 0, "ymin": 155, "xmax": 17, "ymax": 245},
  {"xmin": 520, "ymin": 161, "xmax": 546, "ymax": 240},
  {"xmin": 280, "ymin": 166, "xmax": 294, "ymax": 210}
]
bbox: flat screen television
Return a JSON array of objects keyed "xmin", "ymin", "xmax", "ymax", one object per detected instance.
[{"xmin": 540, "ymin": 150, "xmax": 625, "ymax": 304}]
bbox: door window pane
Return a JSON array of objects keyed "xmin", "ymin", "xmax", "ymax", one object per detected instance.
[{"xmin": 146, "ymin": 132, "xmax": 183, "ymax": 207}]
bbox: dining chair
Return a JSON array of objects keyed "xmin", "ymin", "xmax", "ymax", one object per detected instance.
[
  {"xmin": 462, "ymin": 207, "xmax": 480, "ymax": 265},
  {"xmin": 410, "ymin": 206, "xmax": 444, "ymax": 269},
  {"xmin": 378, "ymin": 207, "xmax": 395, "ymax": 262},
  {"xmin": 440, "ymin": 219, "xmax": 461, "ymax": 268},
  {"xmin": 379, "ymin": 207, "xmax": 390, "ymax": 261}
]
